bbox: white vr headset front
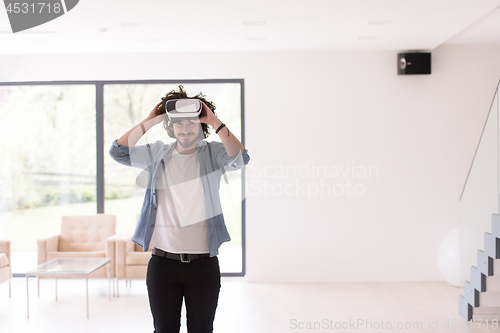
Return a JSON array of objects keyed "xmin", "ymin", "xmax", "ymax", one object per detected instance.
[{"xmin": 165, "ymin": 99, "xmax": 202, "ymax": 120}]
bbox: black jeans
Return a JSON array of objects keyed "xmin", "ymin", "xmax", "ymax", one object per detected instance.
[{"xmin": 146, "ymin": 253, "xmax": 221, "ymax": 333}]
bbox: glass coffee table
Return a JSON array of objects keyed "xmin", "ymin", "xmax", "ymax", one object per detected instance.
[{"xmin": 25, "ymin": 258, "xmax": 112, "ymax": 319}]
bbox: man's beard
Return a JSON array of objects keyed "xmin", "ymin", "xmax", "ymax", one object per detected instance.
[{"xmin": 177, "ymin": 134, "xmax": 198, "ymax": 148}]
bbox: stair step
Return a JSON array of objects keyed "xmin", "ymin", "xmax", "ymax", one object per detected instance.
[
  {"xmin": 495, "ymin": 259, "xmax": 500, "ymax": 275},
  {"xmin": 477, "ymin": 250, "xmax": 494, "ymax": 276},
  {"xmin": 473, "ymin": 314, "xmax": 500, "ymax": 321},
  {"xmin": 465, "ymin": 281, "xmax": 480, "ymax": 307},
  {"xmin": 480, "ymin": 292, "xmax": 500, "ymax": 307},
  {"xmin": 459, "ymin": 295, "xmax": 473, "ymax": 321},
  {"xmin": 471, "ymin": 266, "xmax": 486, "ymax": 292},
  {"xmin": 486, "ymin": 273, "xmax": 500, "ymax": 291},
  {"xmin": 474, "ymin": 307, "xmax": 500, "ymax": 315},
  {"xmin": 484, "ymin": 232, "xmax": 500, "ymax": 259},
  {"xmin": 473, "ymin": 306, "xmax": 500, "ymax": 321},
  {"xmin": 492, "ymin": 214, "xmax": 500, "ymax": 238}
]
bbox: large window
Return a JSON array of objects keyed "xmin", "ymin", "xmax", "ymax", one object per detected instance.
[
  {"xmin": 0, "ymin": 80, "xmax": 246, "ymax": 276},
  {"xmin": 0, "ymin": 84, "xmax": 97, "ymax": 273}
]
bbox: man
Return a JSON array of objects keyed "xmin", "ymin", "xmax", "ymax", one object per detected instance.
[{"xmin": 109, "ymin": 85, "xmax": 249, "ymax": 333}]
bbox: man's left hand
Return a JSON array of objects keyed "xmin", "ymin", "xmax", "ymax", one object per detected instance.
[{"xmin": 198, "ymin": 101, "xmax": 221, "ymax": 128}]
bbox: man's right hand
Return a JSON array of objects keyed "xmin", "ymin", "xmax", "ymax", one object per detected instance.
[
  {"xmin": 116, "ymin": 102, "xmax": 166, "ymax": 147},
  {"xmin": 147, "ymin": 102, "xmax": 166, "ymax": 125}
]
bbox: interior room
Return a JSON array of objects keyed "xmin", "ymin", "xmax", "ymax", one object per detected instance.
[{"xmin": 1, "ymin": 1, "xmax": 500, "ymax": 332}]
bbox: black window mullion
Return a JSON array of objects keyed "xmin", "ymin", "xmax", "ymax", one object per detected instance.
[{"xmin": 96, "ymin": 83, "xmax": 104, "ymax": 214}]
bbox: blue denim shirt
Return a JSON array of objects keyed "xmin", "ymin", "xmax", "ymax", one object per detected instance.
[{"xmin": 109, "ymin": 138, "xmax": 250, "ymax": 257}]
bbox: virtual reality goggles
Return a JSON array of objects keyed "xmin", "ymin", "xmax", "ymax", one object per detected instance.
[{"xmin": 165, "ymin": 99, "xmax": 202, "ymax": 120}]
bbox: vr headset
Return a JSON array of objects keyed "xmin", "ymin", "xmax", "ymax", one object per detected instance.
[{"xmin": 165, "ymin": 99, "xmax": 202, "ymax": 120}]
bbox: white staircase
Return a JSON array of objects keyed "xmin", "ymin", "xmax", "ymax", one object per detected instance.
[{"xmin": 459, "ymin": 213, "xmax": 500, "ymax": 321}]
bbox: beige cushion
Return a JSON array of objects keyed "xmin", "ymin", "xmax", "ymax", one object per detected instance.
[
  {"xmin": 0, "ymin": 266, "xmax": 10, "ymax": 283},
  {"xmin": 115, "ymin": 229, "xmax": 151, "ymax": 280},
  {"xmin": 125, "ymin": 265, "xmax": 147, "ymax": 279},
  {"xmin": 59, "ymin": 215, "xmax": 115, "ymax": 252},
  {"xmin": 47, "ymin": 251, "xmax": 105, "ymax": 261},
  {"xmin": 126, "ymin": 252, "xmax": 151, "ymax": 266},
  {"xmin": 0, "ymin": 253, "xmax": 9, "ymax": 268}
]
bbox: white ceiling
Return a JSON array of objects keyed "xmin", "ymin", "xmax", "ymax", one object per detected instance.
[
  {"xmin": 444, "ymin": 4, "xmax": 500, "ymax": 44},
  {"xmin": 0, "ymin": 0, "xmax": 499, "ymax": 54}
]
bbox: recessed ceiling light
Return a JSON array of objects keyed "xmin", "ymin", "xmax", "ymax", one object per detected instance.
[
  {"xmin": 243, "ymin": 21, "xmax": 266, "ymax": 26},
  {"xmin": 247, "ymin": 37, "xmax": 267, "ymax": 41},
  {"xmin": 138, "ymin": 38, "xmax": 159, "ymax": 42},
  {"xmin": 357, "ymin": 36, "xmax": 378, "ymax": 40},
  {"xmin": 366, "ymin": 20, "xmax": 392, "ymax": 25},
  {"xmin": 118, "ymin": 23, "xmax": 143, "ymax": 27}
]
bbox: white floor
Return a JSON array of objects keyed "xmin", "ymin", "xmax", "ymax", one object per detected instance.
[{"xmin": 0, "ymin": 277, "xmax": 496, "ymax": 333}]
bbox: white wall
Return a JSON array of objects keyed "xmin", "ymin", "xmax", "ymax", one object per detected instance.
[{"xmin": 1, "ymin": 44, "xmax": 499, "ymax": 282}]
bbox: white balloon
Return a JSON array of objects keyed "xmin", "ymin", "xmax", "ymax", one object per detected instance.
[{"xmin": 437, "ymin": 226, "xmax": 460, "ymax": 287}]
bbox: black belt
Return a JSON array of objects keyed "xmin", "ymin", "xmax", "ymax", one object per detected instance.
[{"xmin": 152, "ymin": 248, "xmax": 209, "ymax": 263}]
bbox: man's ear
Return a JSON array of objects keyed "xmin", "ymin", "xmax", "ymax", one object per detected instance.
[
  {"xmin": 166, "ymin": 122, "xmax": 175, "ymax": 137},
  {"xmin": 200, "ymin": 123, "xmax": 208, "ymax": 139}
]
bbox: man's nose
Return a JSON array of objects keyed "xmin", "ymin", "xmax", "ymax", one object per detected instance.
[
  {"xmin": 182, "ymin": 123, "xmax": 199, "ymax": 131},
  {"xmin": 180, "ymin": 126, "xmax": 193, "ymax": 135}
]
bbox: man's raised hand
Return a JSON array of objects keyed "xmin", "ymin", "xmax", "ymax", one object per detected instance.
[{"xmin": 147, "ymin": 102, "xmax": 166, "ymax": 125}]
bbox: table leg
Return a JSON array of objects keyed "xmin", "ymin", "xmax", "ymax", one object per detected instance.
[
  {"xmin": 26, "ymin": 275, "xmax": 29, "ymax": 319},
  {"xmin": 55, "ymin": 275, "xmax": 58, "ymax": 301},
  {"xmin": 86, "ymin": 275, "xmax": 89, "ymax": 319},
  {"xmin": 37, "ymin": 276, "xmax": 40, "ymax": 297}
]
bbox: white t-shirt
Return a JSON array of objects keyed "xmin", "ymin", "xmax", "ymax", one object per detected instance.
[{"xmin": 149, "ymin": 146, "xmax": 209, "ymax": 254}]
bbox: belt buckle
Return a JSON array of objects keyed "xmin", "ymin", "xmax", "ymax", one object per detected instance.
[{"xmin": 180, "ymin": 253, "xmax": 190, "ymax": 263}]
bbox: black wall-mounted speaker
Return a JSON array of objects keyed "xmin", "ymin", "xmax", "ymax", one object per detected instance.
[{"xmin": 397, "ymin": 53, "xmax": 431, "ymax": 75}]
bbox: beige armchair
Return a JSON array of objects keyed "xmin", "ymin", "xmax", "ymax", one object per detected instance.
[
  {"xmin": 37, "ymin": 214, "xmax": 121, "ymax": 283},
  {"xmin": 0, "ymin": 239, "xmax": 11, "ymax": 297},
  {"xmin": 115, "ymin": 231, "xmax": 152, "ymax": 297}
]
